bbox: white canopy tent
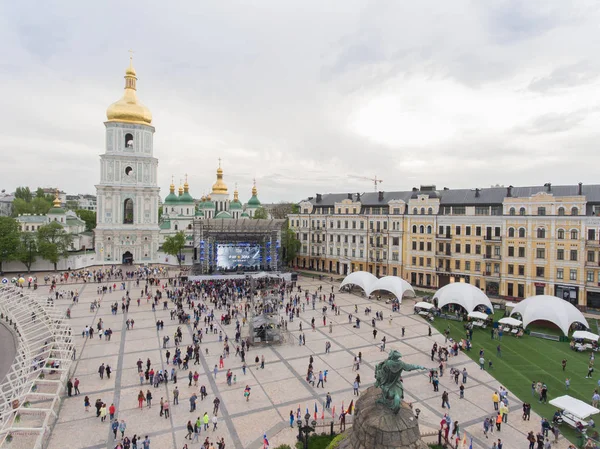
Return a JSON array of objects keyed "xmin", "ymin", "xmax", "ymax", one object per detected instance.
[
  {"xmin": 510, "ymin": 295, "xmax": 589, "ymax": 336},
  {"xmin": 433, "ymin": 283, "xmax": 493, "ymax": 313},
  {"xmin": 339, "ymin": 271, "xmax": 377, "ymax": 294},
  {"xmin": 498, "ymin": 317, "xmax": 522, "ymax": 326},
  {"xmin": 468, "ymin": 311, "xmax": 489, "ymax": 320},
  {"xmin": 549, "ymin": 395, "xmax": 600, "ymax": 420},
  {"xmin": 414, "ymin": 302, "xmax": 434, "ymax": 310},
  {"xmin": 339, "ymin": 272, "xmax": 415, "ymax": 303},
  {"xmin": 368, "ymin": 276, "xmax": 416, "ymax": 300},
  {"xmin": 572, "ymin": 330, "xmax": 599, "ymax": 342}
]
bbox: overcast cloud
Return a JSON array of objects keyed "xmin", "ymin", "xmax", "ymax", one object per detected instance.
[{"xmin": 1, "ymin": 0, "xmax": 600, "ymax": 202}]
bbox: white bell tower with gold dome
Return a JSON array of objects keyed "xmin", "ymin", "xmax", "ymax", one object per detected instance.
[{"xmin": 94, "ymin": 56, "xmax": 161, "ymax": 264}]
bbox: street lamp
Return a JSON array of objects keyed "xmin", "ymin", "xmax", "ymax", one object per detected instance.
[{"xmin": 297, "ymin": 412, "xmax": 317, "ymax": 449}]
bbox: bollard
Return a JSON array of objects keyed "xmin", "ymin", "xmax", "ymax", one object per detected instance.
[
  {"xmin": 330, "ymin": 421, "xmax": 334, "ymax": 436},
  {"xmin": 438, "ymin": 429, "xmax": 442, "ymax": 446}
]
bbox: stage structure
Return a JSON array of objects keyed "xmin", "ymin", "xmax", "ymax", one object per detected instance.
[
  {"xmin": 0, "ymin": 286, "xmax": 73, "ymax": 449},
  {"xmin": 192, "ymin": 218, "xmax": 285, "ymax": 275}
]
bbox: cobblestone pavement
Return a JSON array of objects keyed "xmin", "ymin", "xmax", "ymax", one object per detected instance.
[{"xmin": 38, "ymin": 275, "xmax": 571, "ymax": 449}]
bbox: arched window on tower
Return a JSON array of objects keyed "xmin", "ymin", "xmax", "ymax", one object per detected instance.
[
  {"xmin": 123, "ymin": 199, "xmax": 134, "ymax": 224},
  {"xmin": 125, "ymin": 133, "xmax": 133, "ymax": 148}
]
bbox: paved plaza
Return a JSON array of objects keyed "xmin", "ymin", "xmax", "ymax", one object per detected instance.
[{"xmin": 39, "ymin": 274, "xmax": 572, "ymax": 449}]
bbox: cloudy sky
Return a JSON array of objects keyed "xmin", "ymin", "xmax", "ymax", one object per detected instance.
[{"xmin": 1, "ymin": 1, "xmax": 600, "ymax": 202}]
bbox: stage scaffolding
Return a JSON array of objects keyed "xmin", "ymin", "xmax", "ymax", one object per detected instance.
[
  {"xmin": 0, "ymin": 286, "xmax": 73, "ymax": 449},
  {"xmin": 192, "ymin": 218, "xmax": 285, "ymax": 274}
]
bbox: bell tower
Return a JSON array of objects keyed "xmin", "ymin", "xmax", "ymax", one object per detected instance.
[{"xmin": 94, "ymin": 56, "xmax": 161, "ymax": 264}]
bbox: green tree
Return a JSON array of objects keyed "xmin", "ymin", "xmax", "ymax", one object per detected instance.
[
  {"xmin": 252, "ymin": 207, "xmax": 269, "ymax": 219},
  {"xmin": 12, "ymin": 198, "xmax": 32, "ymax": 216},
  {"xmin": 65, "ymin": 200, "xmax": 79, "ymax": 210},
  {"xmin": 35, "ymin": 187, "xmax": 47, "ymax": 199},
  {"xmin": 0, "ymin": 217, "xmax": 21, "ymax": 273},
  {"xmin": 14, "ymin": 187, "xmax": 32, "ymax": 203},
  {"xmin": 76, "ymin": 210, "xmax": 97, "ymax": 231},
  {"xmin": 281, "ymin": 222, "xmax": 301, "ymax": 266},
  {"xmin": 37, "ymin": 222, "xmax": 73, "ymax": 271},
  {"xmin": 17, "ymin": 232, "xmax": 37, "ymax": 273},
  {"xmin": 291, "ymin": 204, "xmax": 300, "ymax": 214},
  {"xmin": 31, "ymin": 197, "xmax": 52, "ymax": 215},
  {"xmin": 162, "ymin": 231, "xmax": 186, "ymax": 266}
]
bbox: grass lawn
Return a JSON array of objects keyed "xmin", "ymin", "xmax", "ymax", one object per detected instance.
[
  {"xmin": 296, "ymin": 434, "xmax": 336, "ymax": 449},
  {"xmin": 431, "ymin": 312, "xmax": 599, "ymax": 445}
]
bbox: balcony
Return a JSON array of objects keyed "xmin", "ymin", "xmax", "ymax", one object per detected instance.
[
  {"xmin": 436, "ymin": 234, "xmax": 452, "ymax": 240},
  {"xmin": 586, "ymin": 239, "xmax": 600, "ymax": 247},
  {"xmin": 484, "ymin": 271, "xmax": 500, "ymax": 278},
  {"xmin": 483, "ymin": 254, "xmax": 502, "ymax": 260},
  {"xmin": 585, "ymin": 260, "xmax": 600, "ymax": 267},
  {"xmin": 435, "ymin": 250, "xmax": 452, "ymax": 256},
  {"xmin": 484, "ymin": 235, "xmax": 502, "ymax": 241}
]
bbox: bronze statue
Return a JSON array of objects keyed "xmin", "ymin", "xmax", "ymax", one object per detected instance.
[{"xmin": 375, "ymin": 350, "xmax": 426, "ymax": 414}]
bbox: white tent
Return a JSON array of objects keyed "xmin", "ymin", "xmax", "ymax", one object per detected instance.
[
  {"xmin": 414, "ymin": 302, "xmax": 434, "ymax": 310},
  {"xmin": 549, "ymin": 395, "xmax": 600, "ymax": 420},
  {"xmin": 339, "ymin": 272, "xmax": 415, "ymax": 303},
  {"xmin": 368, "ymin": 276, "xmax": 416, "ymax": 300},
  {"xmin": 510, "ymin": 295, "xmax": 589, "ymax": 336},
  {"xmin": 498, "ymin": 317, "xmax": 522, "ymax": 326},
  {"xmin": 339, "ymin": 271, "xmax": 377, "ymax": 294},
  {"xmin": 433, "ymin": 283, "xmax": 493, "ymax": 313},
  {"xmin": 468, "ymin": 311, "xmax": 489, "ymax": 320},
  {"xmin": 572, "ymin": 330, "xmax": 599, "ymax": 342}
]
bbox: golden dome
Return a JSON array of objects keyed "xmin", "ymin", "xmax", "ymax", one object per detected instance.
[
  {"xmin": 233, "ymin": 185, "xmax": 239, "ymax": 202},
  {"xmin": 52, "ymin": 189, "xmax": 61, "ymax": 208},
  {"xmin": 252, "ymin": 182, "xmax": 257, "ymax": 197},
  {"xmin": 184, "ymin": 174, "xmax": 190, "ymax": 193},
  {"xmin": 178, "ymin": 185, "xmax": 184, "ymax": 196},
  {"xmin": 169, "ymin": 176, "xmax": 175, "ymax": 193},
  {"xmin": 106, "ymin": 57, "xmax": 152, "ymax": 126},
  {"xmin": 211, "ymin": 160, "xmax": 228, "ymax": 195}
]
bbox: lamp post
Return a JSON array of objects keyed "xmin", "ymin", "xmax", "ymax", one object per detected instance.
[{"xmin": 297, "ymin": 412, "xmax": 317, "ymax": 449}]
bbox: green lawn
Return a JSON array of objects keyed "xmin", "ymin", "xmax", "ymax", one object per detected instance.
[{"xmin": 431, "ymin": 313, "xmax": 600, "ymax": 445}]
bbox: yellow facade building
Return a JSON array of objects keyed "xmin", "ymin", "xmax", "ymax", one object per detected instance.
[{"xmin": 289, "ymin": 184, "xmax": 600, "ymax": 308}]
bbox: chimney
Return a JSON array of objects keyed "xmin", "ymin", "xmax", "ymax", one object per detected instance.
[
  {"xmin": 545, "ymin": 182, "xmax": 552, "ymax": 192},
  {"xmin": 578, "ymin": 182, "xmax": 583, "ymax": 195},
  {"xmin": 412, "ymin": 187, "xmax": 418, "ymax": 192},
  {"xmin": 356, "ymin": 193, "xmax": 361, "ymax": 201},
  {"xmin": 316, "ymin": 193, "xmax": 322, "ymax": 203},
  {"xmin": 443, "ymin": 187, "xmax": 449, "ymax": 191},
  {"xmin": 506, "ymin": 185, "xmax": 513, "ymax": 197},
  {"xmin": 347, "ymin": 193, "xmax": 353, "ymax": 200},
  {"xmin": 378, "ymin": 191, "xmax": 384, "ymax": 202},
  {"xmin": 475, "ymin": 188, "xmax": 480, "ymax": 198}
]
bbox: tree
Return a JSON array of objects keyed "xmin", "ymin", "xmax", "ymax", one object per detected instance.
[
  {"xmin": 76, "ymin": 210, "xmax": 97, "ymax": 231},
  {"xmin": 12, "ymin": 198, "xmax": 32, "ymax": 216},
  {"xmin": 162, "ymin": 231, "xmax": 186, "ymax": 266},
  {"xmin": 37, "ymin": 222, "xmax": 73, "ymax": 271},
  {"xmin": 35, "ymin": 187, "xmax": 46, "ymax": 199},
  {"xmin": 17, "ymin": 232, "xmax": 37, "ymax": 273},
  {"xmin": 31, "ymin": 197, "xmax": 52, "ymax": 215},
  {"xmin": 65, "ymin": 200, "xmax": 79, "ymax": 211},
  {"xmin": 252, "ymin": 207, "xmax": 269, "ymax": 219},
  {"xmin": 281, "ymin": 222, "xmax": 301, "ymax": 267},
  {"xmin": 0, "ymin": 217, "xmax": 21, "ymax": 273},
  {"xmin": 14, "ymin": 187, "xmax": 32, "ymax": 203},
  {"xmin": 270, "ymin": 202, "xmax": 295, "ymax": 220}
]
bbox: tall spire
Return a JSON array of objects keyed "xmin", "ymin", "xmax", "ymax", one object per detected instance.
[
  {"xmin": 252, "ymin": 178, "xmax": 257, "ymax": 196},
  {"xmin": 212, "ymin": 159, "xmax": 228, "ymax": 194},
  {"xmin": 53, "ymin": 189, "xmax": 61, "ymax": 208},
  {"xmin": 169, "ymin": 175, "xmax": 175, "ymax": 194},
  {"xmin": 184, "ymin": 173, "xmax": 189, "ymax": 192},
  {"xmin": 233, "ymin": 183, "xmax": 239, "ymax": 202}
]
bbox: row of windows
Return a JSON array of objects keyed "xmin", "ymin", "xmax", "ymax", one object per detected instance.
[
  {"xmin": 507, "ymin": 227, "xmax": 580, "ymax": 239},
  {"xmin": 508, "ymin": 206, "xmax": 579, "ymax": 216}
]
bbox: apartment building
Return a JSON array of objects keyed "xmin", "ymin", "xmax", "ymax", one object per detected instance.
[{"xmin": 289, "ymin": 183, "xmax": 600, "ymax": 308}]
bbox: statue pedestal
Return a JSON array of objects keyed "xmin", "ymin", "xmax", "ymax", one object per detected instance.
[{"xmin": 338, "ymin": 386, "xmax": 429, "ymax": 449}]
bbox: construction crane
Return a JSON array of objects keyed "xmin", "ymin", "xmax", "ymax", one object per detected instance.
[{"xmin": 348, "ymin": 175, "xmax": 383, "ymax": 191}]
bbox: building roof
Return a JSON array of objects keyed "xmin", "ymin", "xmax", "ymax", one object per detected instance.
[
  {"xmin": 16, "ymin": 215, "xmax": 48, "ymax": 223},
  {"xmin": 303, "ymin": 184, "xmax": 600, "ymax": 207},
  {"xmin": 215, "ymin": 211, "xmax": 232, "ymax": 219},
  {"xmin": 159, "ymin": 220, "xmax": 171, "ymax": 230}
]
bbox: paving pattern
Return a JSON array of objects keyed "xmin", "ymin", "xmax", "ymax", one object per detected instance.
[{"xmin": 38, "ymin": 274, "xmax": 572, "ymax": 449}]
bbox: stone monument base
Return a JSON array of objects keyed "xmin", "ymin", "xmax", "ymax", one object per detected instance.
[{"xmin": 337, "ymin": 386, "xmax": 429, "ymax": 449}]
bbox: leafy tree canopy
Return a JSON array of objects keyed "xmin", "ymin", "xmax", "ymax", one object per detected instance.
[{"xmin": 162, "ymin": 231, "xmax": 186, "ymax": 266}]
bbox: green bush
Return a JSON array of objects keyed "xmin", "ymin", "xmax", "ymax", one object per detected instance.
[
  {"xmin": 274, "ymin": 445, "xmax": 292, "ymax": 449},
  {"xmin": 326, "ymin": 433, "xmax": 347, "ymax": 449}
]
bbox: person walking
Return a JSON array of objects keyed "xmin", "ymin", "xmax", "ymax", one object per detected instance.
[
  {"xmin": 98, "ymin": 363, "xmax": 105, "ymax": 379},
  {"xmin": 74, "ymin": 378, "xmax": 80, "ymax": 395},
  {"xmin": 112, "ymin": 419, "xmax": 119, "ymax": 438},
  {"xmin": 495, "ymin": 412, "xmax": 502, "ymax": 431},
  {"xmin": 163, "ymin": 399, "xmax": 170, "ymax": 418},
  {"xmin": 212, "ymin": 414, "xmax": 218, "ymax": 431},
  {"xmin": 289, "ymin": 410, "xmax": 295, "ymax": 428},
  {"xmin": 146, "ymin": 390, "xmax": 152, "ymax": 408},
  {"xmin": 353, "ymin": 380, "xmax": 359, "ymax": 396},
  {"xmin": 84, "ymin": 395, "xmax": 90, "ymax": 412},
  {"xmin": 203, "ymin": 412, "xmax": 209, "ymax": 431},
  {"xmin": 317, "ymin": 371, "xmax": 324, "ymax": 388},
  {"xmin": 244, "ymin": 385, "xmax": 251, "ymax": 402},
  {"xmin": 67, "ymin": 378, "xmax": 73, "ymax": 397},
  {"xmin": 441, "ymin": 390, "xmax": 450, "ymax": 409},
  {"xmin": 213, "ymin": 397, "xmax": 220, "ymax": 414},
  {"xmin": 185, "ymin": 420, "xmax": 194, "ymax": 440},
  {"xmin": 119, "ymin": 420, "xmax": 127, "ymax": 439}
]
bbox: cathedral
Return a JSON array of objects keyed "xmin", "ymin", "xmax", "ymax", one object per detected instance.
[{"xmin": 95, "ymin": 58, "xmax": 262, "ymax": 264}]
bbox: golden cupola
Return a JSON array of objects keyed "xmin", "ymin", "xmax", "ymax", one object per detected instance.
[
  {"xmin": 106, "ymin": 57, "xmax": 153, "ymax": 126},
  {"xmin": 211, "ymin": 159, "xmax": 229, "ymax": 195}
]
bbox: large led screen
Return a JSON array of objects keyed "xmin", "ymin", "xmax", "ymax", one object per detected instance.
[{"xmin": 216, "ymin": 244, "xmax": 261, "ymax": 269}]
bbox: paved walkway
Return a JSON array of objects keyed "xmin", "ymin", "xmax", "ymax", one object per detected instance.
[{"xmin": 38, "ymin": 275, "xmax": 571, "ymax": 449}]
